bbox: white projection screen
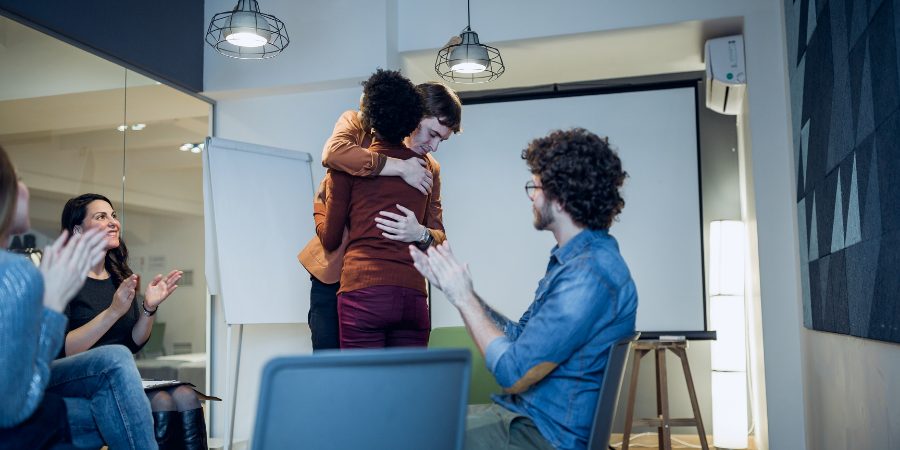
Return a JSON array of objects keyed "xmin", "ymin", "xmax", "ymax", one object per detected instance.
[{"xmin": 430, "ymin": 85, "xmax": 705, "ymax": 332}]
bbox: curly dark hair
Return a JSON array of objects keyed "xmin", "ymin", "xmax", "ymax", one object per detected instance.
[
  {"xmin": 360, "ymin": 69, "xmax": 425, "ymax": 144},
  {"xmin": 61, "ymin": 193, "xmax": 133, "ymax": 287},
  {"xmin": 522, "ymin": 128, "xmax": 627, "ymax": 229}
]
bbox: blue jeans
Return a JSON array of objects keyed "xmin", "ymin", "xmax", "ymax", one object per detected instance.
[{"xmin": 48, "ymin": 345, "xmax": 157, "ymax": 449}]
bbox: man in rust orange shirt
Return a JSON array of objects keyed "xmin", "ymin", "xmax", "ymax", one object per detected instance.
[{"xmin": 298, "ymin": 76, "xmax": 462, "ymax": 349}]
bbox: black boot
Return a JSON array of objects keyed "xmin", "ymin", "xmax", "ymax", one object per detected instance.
[
  {"xmin": 179, "ymin": 408, "xmax": 208, "ymax": 450},
  {"xmin": 153, "ymin": 411, "xmax": 184, "ymax": 450}
]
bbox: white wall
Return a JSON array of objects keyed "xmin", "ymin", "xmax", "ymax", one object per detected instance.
[
  {"xmin": 398, "ymin": 0, "xmax": 764, "ymax": 54},
  {"xmin": 737, "ymin": 1, "xmax": 806, "ymax": 448},
  {"xmin": 203, "ymin": 0, "xmax": 809, "ymax": 447},
  {"xmin": 204, "ymin": 0, "xmax": 392, "ymax": 94},
  {"xmin": 801, "ymin": 332, "xmax": 900, "ymax": 449}
]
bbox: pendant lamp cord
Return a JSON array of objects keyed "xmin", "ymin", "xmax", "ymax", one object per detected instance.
[{"xmin": 467, "ymin": 0, "xmax": 471, "ymax": 31}]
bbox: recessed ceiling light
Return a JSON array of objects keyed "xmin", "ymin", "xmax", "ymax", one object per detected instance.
[
  {"xmin": 131, "ymin": 123, "xmax": 146, "ymax": 131},
  {"xmin": 117, "ymin": 125, "xmax": 127, "ymax": 132}
]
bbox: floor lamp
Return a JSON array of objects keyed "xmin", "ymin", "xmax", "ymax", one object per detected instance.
[{"xmin": 709, "ymin": 220, "xmax": 748, "ymax": 449}]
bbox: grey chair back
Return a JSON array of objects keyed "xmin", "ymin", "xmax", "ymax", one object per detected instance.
[
  {"xmin": 252, "ymin": 348, "xmax": 471, "ymax": 450},
  {"xmin": 588, "ymin": 332, "xmax": 640, "ymax": 450}
]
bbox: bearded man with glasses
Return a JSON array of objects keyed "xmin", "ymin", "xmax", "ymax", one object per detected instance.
[{"xmin": 411, "ymin": 128, "xmax": 638, "ymax": 450}]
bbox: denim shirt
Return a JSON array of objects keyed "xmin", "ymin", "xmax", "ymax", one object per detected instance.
[{"xmin": 485, "ymin": 229, "xmax": 638, "ymax": 450}]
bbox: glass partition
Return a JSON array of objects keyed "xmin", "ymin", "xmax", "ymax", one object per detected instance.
[
  {"xmin": 0, "ymin": 16, "xmax": 126, "ymax": 248},
  {"xmin": 123, "ymin": 69, "xmax": 210, "ymax": 355},
  {"xmin": 0, "ymin": 14, "xmax": 211, "ymax": 360}
]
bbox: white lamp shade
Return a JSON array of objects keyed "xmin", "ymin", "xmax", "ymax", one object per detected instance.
[
  {"xmin": 710, "ymin": 295, "xmax": 747, "ymax": 372},
  {"xmin": 449, "ymin": 44, "xmax": 489, "ymax": 74},
  {"xmin": 709, "ymin": 220, "xmax": 746, "ymax": 296},
  {"xmin": 712, "ymin": 371, "xmax": 749, "ymax": 449},
  {"xmin": 224, "ymin": 11, "xmax": 272, "ymax": 48}
]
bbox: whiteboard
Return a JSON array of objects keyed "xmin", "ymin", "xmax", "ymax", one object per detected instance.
[
  {"xmin": 430, "ymin": 86, "xmax": 705, "ymax": 332},
  {"xmin": 203, "ymin": 137, "xmax": 315, "ymax": 324}
]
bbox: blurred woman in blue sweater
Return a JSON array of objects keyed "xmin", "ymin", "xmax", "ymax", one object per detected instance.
[{"xmin": 0, "ymin": 145, "xmax": 157, "ymax": 449}]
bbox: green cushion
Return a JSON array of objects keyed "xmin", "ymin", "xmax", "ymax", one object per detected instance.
[
  {"xmin": 429, "ymin": 326, "xmax": 503, "ymax": 405},
  {"xmin": 139, "ymin": 322, "xmax": 166, "ymax": 358}
]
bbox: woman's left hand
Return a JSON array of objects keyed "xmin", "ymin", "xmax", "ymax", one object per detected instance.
[
  {"xmin": 375, "ymin": 204, "xmax": 426, "ymax": 243},
  {"xmin": 144, "ymin": 269, "xmax": 183, "ymax": 310}
]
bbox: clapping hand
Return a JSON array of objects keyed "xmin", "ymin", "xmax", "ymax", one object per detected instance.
[
  {"xmin": 144, "ymin": 270, "xmax": 183, "ymax": 310},
  {"xmin": 109, "ymin": 274, "xmax": 138, "ymax": 318},
  {"xmin": 40, "ymin": 228, "xmax": 108, "ymax": 313},
  {"xmin": 410, "ymin": 241, "xmax": 474, "ymax": 308}
]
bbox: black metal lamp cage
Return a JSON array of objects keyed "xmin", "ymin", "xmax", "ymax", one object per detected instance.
[
  {"xmin": 435, "ymin": 27, "xmax": 505, "ymax": 84},
  {"xmin": 206, "ymin": 0, "xmax": 289, "ymax": 60}
]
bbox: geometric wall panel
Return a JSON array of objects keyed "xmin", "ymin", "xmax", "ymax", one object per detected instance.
[{"xmin": 787, "ymin": 0, "xmax": 900, "ymax": 344}]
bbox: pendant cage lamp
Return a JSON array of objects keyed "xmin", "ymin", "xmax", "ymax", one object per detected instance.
[
  {"xmin": 434, "ymin": 0, "xmax": 504, "ymax": 84},
  {"xmin": 206, "ymin": 0, "xmax": 289, "ymax": 59}
]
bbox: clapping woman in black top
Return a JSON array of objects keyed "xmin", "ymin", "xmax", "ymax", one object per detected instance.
[{"xmin": 60, "ymin": 193, "xmax": 207, "ymax": 450}]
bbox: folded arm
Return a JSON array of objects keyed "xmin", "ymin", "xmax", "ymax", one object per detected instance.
[
  {"xmin": 322, "ymin": 111, "xmax": 384, "ymax": 177},
  {"xmin": 322, "ymin": 110, "xmax": 433, "ymax": 194}
]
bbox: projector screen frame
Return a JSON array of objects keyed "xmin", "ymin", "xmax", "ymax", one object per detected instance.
[{"xmin": 456, "ymin": 75, "xmax": 711, "ymax": 335}]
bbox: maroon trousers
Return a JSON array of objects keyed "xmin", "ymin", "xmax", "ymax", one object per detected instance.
[{"xmin": 337, "ymin": 285, "xmax": 430, "ymax": 349}]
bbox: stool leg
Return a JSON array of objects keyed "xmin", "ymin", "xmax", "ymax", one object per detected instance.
[
  {"xmin": 656, "ymin": 349, "xmax": 672, "ymax": 450},
  {"xmin": 674, "ymin": 348, "xmax": 709, "ymax": 450},
  {"xmin": 621, "ymin": 349, "xmax": 646, "ymax": 450}
]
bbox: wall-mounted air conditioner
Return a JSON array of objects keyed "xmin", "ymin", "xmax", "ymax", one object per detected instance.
[{"xmin": 705, "ymin": 35, "xmax": 746, "ymax": 115}]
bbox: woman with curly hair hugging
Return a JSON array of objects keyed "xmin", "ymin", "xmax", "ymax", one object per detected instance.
[{"xmin": 315, "ymin": 69, "xmax": 437, "ymax": 348}]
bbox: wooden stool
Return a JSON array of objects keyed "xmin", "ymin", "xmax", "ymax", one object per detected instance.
[{"xmin": 620, "ymin": 340, "xmax": 709, "ymax": 450}]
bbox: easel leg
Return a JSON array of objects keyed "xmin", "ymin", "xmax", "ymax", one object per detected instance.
[
  {"xmin": 622, "ymin": 349, "xmax": 646, "ymax": 450},
  {"xmin": 656, "ymin": 349, "xmax": 672, "ymax": 450},
  {"xmin": 675, "ymin": 348, "xmax": 709, "ymax": 450},
  {"xmin": 224, "ymin": 324, "xmax": 243, "ymax": 450}
]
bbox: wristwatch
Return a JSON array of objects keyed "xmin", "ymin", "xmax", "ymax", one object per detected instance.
[
  {"xmin": 416, "ymin": 229, "xmax": 433, "ymax": 250},
  {"xmin": 141, "ymin": 299, "xmax": 158, "ymax": 317}
]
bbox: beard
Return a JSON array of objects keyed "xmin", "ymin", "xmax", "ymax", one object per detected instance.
[{"xmin": 532, "ymin": 200, "xmax": 554, "ymax": 230}]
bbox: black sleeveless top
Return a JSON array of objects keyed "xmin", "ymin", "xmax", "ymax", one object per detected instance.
[{"xmin": 62, "ymin": 277, "xmax": 145, "ymax": 356}]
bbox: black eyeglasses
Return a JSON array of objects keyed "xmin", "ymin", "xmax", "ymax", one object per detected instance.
[{"xmin": 525, "ymin": 180, "xmax": 542, "ymax": 200}]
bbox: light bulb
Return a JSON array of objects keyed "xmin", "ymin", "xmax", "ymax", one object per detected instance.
[
  {"xmin": 180, "ymin": 144, "xmax": 192, "ymax": 152},
  {"xmin": 449, "ymin": 41, "xmax": 489, "ymax": 74},
  {"xmin": 224, "ymin": 12, "xmax": 272, "ymax": 48},
  {"xmin": 450, "ymin": 61, "xmax": 487, "ymax": 74}
]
